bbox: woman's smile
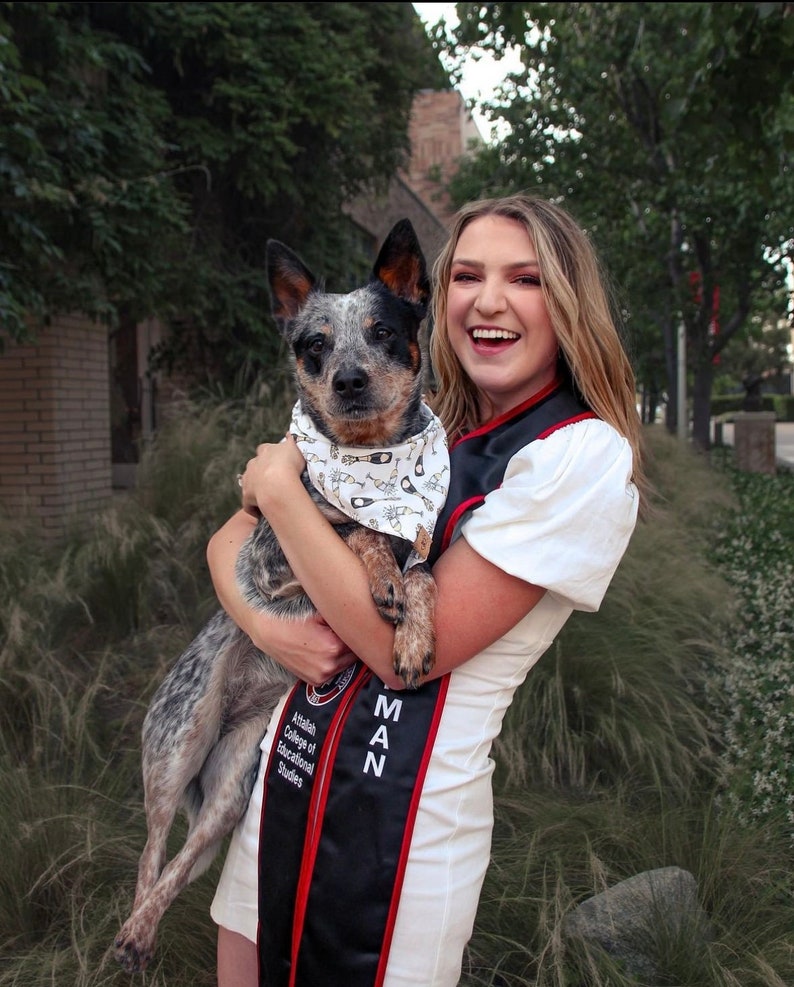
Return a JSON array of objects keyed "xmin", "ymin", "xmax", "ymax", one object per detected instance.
[{"xmin": 469, "ymin": 326, "xmax": 521, "ymax": 347}]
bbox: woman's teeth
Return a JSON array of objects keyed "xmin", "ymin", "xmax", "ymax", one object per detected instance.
[{"xmin": 471, "ymin": 328, "xmax": 520, "ymax": 341}]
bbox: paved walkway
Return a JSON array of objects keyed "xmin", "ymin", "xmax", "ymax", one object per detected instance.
[{"xmin": 714, "ymin": 420, "xmax": 794, "ymax": 470}]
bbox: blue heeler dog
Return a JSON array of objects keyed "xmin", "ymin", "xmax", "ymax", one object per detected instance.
[{"xmin": 113, "ymin": 220, "xmax": 447, "ymax": 973}]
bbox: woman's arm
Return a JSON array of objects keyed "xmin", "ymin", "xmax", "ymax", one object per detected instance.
[
  {"xmin": 206, "ymin": 509, "xmax": 358, "ymax": 686},
  {"xmin": 227, "ymin": 436, "xmax": 546, "ymax": 690}
]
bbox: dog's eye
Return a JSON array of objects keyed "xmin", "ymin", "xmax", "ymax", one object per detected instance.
[
  {"xmin": 307, "ymin": 337, "xmax": 325, "ymax": 355},
  {"xmin": 373, "ymin": 324, "xmax": 393, "ymax": 341}
]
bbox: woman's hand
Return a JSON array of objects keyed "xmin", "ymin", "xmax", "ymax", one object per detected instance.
[
  {"xmin": 239, "ymin": 434, "xmax": 305, "ymax": 518},
  {"xmin": 207, "ymin": 509, "xmax": 358, "ymax": 686},
  {"xmin": 245, "ymin": 609, "xmax": 358, "ymax": 686}
]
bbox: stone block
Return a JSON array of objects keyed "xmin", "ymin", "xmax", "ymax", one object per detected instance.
[
  {"xmin": 733, "ymin": 412, "xmax": 776, "ymax": 474},
  {"xmin": 562, "ymin": 866, "xmax": 711, "ymax": 981}
]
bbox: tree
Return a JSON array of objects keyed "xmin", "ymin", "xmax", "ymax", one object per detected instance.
[
  {"xmin": 713, "ymin": 307, "xmax": 792, "ymax": 399},
  {"xmin": 0, "ymin": 2, "xmax": 446, "ymax": 384},
  {"xmin": 440, "ymin": 2, "xmax": 794, "ymax": 448}
]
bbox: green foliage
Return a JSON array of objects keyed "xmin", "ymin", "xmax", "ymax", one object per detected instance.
[
  {"xmin": 708, "ymin": 450, "xmax": 794, "ymax": 837},
  {"xmin": 0, "ymin": 723, "xmax": 220, "ymax": 985},
  {"xmin": 770, "ymin": 394, "xmax": 794, "ymax": 422},
  {"xmin": 133, "ymin": 374, "xmax": 294, "ymax": 529},
  {"xmin": 711, "ymin": 392, "xmax": 794, "ymax": 420},
  {"xmin": 0, "ymin": 1, "xmax": 188, "ymax": 338},
  {"xmin": 465, "ymin": 795, "xmax": 794, "ymax": 986},
  {"xmin": 712, "ymin": 310, "xmax": 792, "ymax": 394},
  {"xmin": 0, "ymin": 1, "xmax": 445, "ymax": 385},
  {"xmin": 443, "ymin": 2, "xmax": 794, "ymax": 447}
]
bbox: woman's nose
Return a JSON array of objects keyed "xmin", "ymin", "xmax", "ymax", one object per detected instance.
[{"xmin": 473, "ymin": 278, "xmax": 507, "ymax": 315}]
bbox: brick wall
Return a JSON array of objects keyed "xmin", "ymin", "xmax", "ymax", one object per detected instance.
[
  {"xmin": 0, "ymin": 314, "xmax": 112, "ymax": 537},
  {"xmin": 346, "ymin": 175, "xmax": 449, "ymax": 270},
  {"xmin": 346, "ymin": 91, "xmax": 482, "ymax": 268},
  {"xmin": 404, "ymin": 90, "xmax": 484, "ymax": 222}
]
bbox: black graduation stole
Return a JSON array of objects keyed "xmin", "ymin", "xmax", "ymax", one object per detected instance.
[
  {"xmin": 256, "ymin": 377, "xmax": 594, "ymax": 987},
  {"xmin": 427, "ymin": 378, "xmax": 595, "ymax": 565},
  {"xmin": 257, "ymin": 664, "xmax": 449, "ymax": 987}
]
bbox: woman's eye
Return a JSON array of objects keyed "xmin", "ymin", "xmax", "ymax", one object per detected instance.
[
  {"xmin": 515, "ymin": 274, "xmax": 541, "ymax": 286},
  {"xmin": 452, "ymin": 272, "xmax": 477, "ymax": 283}
]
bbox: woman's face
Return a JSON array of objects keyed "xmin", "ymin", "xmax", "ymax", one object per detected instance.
[{"xmin": 446, "ymin": 214, "xmax": 560, "ymax": 420}]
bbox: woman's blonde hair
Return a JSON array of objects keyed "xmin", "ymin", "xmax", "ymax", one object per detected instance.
[{"xmin": 428, "ymin": 194, "xmax": 648, "ymax": 508}]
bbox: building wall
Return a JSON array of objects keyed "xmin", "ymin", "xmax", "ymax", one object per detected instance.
[
  {"xmin": 345, "ymin": 175, "xmax": 449, "ymax": 270},
  {"xmin": 404, "ymin": 89, "xmax": 483, "ymax": 222},
  {"xmin": 347, "ymin": 90, "xmax": 482, "ymax": 266},
  {"xmin": 0, "ymin": 314, "xmax": 111, "ymax": 536}
]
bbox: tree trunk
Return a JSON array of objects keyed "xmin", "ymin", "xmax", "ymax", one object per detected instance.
[
  {"xmin": 662, "ymin": 318, "xmax": 677, "ymax": 433},
  {"xmin": 691, "ymin": 358, "xmax": 715, "ymax": 453}
]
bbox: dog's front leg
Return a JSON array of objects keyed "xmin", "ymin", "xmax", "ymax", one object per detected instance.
[
  {"xmin": 344, "ymin": 528, "xmax": 437, "ymax": 689},
  {"xmin": 392, "ymin": 562, "xmax": 437, "ymax": 689},
  {"xmin": 344, "ymin": 526, "xmax": 405, "ymax": 627}
]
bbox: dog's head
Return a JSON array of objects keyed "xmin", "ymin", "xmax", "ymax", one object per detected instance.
[{"xmin": 266, "ymin": 220, "xmax": 430, "ymax": 447}]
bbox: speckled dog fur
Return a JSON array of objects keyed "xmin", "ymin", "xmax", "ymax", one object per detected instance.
[{"xmin": 113, "ymin": 220, "xmax": 437, "ymax": 974}]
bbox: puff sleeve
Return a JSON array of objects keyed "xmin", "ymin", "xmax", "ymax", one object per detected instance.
[{"xmin": 461, "ymin": 419, "xmax": 638, "ymax": 612}]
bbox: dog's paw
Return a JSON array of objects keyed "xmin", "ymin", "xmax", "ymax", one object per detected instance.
[
  {"xmin": 113, "ymin": 925, "xmax": 154, "ymax": 974},
  {"xmin": 392, "ymin": 650, "xmax": 434, "ymax": 690},
  {"xmin": 393, "ymin": 623, "xmax": 435, "ymax": 689},
  {"xmin": 365, "ymin": 558, "xmax": 405, "ymax": 625},
  {"xmin": 371, "ymin": 577, "xmax": 405, "ymax": 626}
]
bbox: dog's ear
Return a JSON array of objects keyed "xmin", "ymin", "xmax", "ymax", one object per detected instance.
[
  {"xmin": 372, "ymin": 220, "xmax": 430, "ymax": 314},
  {"xmin": 266, "ymin": 240, "xmax": 318, "ymax": 325}
]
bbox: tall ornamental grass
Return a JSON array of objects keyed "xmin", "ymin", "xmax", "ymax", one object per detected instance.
[{"xmin": 0, "ymin": 405, "xmax": 791, "ymax": 986}]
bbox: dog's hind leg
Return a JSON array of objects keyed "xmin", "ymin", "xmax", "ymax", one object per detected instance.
[
  {"xmin": 123, "ymin": 652, "xmax": 226, "ymax": 917},
  {"xmin": 114, "ymin": 628, "xmax": 233, "ymax": 972},
  {"xmin": 114, "ymin": 750, "xmax": 216, "ymax": 972},
  {"xmin": 113, "ymin": 706, "xmax": 273, "ymax": 974},
  {"xmin": 126, "ymin": 782, "xmax": 182, "ymax": 918}
]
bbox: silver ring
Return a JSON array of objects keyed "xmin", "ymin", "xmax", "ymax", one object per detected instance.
[{"xmin": 236, "ymin": 473, "xmax": 243, "ymax": 488}]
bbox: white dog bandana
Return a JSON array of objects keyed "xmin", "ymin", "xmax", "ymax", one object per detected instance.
[{"xmin": 290, "ymin": 400, "xmax": 449, "ymax": 565}]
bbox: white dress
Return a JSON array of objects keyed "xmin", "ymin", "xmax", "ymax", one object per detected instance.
[{"xmin": 211, "ymin": 417, "xmax": 639, "ymax": 985}]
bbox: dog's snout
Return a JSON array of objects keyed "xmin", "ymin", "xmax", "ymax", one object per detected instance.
[{"xmin": 333, "ymin": 367, "xmax": 369, "ymax": 398}]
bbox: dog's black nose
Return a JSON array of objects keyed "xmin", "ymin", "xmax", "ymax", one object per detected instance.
[{"xmin": 333, "ymin": 368, "xmax": 369, "ymax": 398}]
